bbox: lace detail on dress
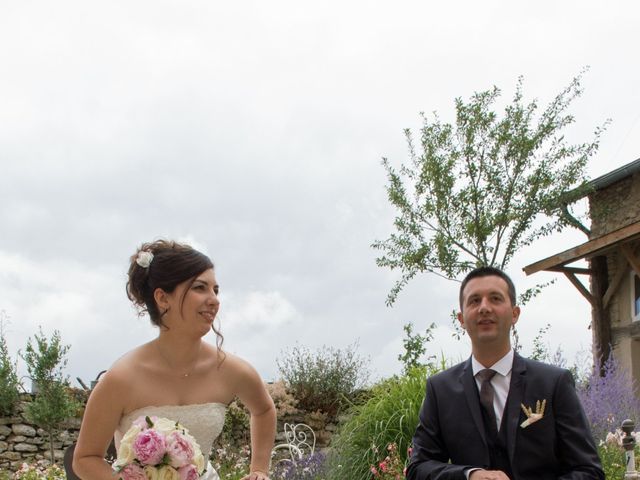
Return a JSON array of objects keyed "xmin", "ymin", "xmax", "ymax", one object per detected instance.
[{"xmin": 114, "ymin": 402, "xmax": 227, "ymax": 461}]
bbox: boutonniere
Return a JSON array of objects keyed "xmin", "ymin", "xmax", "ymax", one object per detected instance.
[{"xmin": 520, "ymin": 399, "xmax": 546, "ymax": 428}]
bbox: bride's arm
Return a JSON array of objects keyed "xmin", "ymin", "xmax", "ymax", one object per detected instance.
[
  {"xmin": 73, "ymin": 370, "xmax": 124, "ymax": 479},
  {"xmin": 233, "ymin": 358, "xmax": 277, "ymax": 480}
]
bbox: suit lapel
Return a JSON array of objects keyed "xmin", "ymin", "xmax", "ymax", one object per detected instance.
[
  {"xmin": 505, "ymin": 353, "xmax": 527, "ymax": 467},
  {"xmin": 460, "ymin": 358, "xmax": 488, "ymax": 447}
]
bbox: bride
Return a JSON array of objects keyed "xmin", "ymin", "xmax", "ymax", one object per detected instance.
[{"xmin": 73, "ymin": 240, "xmax": 276, "ymax": 480}]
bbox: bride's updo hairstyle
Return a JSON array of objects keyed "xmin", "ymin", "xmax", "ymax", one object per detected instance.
[{"xmin": 126, "ymin": 239, "xmax": 216, "ymax": 328}]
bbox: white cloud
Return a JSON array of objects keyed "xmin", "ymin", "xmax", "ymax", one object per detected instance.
[{"xmin": 222, "ymin": 291, "xmax": 298, "ymax": 331}]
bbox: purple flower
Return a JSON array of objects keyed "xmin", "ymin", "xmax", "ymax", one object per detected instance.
[
  {"xmin": 576, "ymin": 356, "xmax": 640, "ymax": 441},
  {"xmin": 271, "ymin": 452, "xmax": 327, "ymax": 480}
]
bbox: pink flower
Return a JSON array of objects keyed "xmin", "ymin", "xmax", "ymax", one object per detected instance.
[
  {"xmin": 166, "ymin": 431, "xmax": 194, "ymax": 468},
  {"xmin": 178, "ymin": 464, "xmax": 199, "ymax": 480},
  {"xmin": 133, "ymin": 429, "xmax": 166, "ymax": 465},
  {"xmin": 379, "ymin": 460, "xmax": 388, "ymax": 472},
  {"xmin": 119, "ymin": 464, "xmax": 147, "ymax": 480},
  {"xmin": 370, "ymin": 465, "xmax": 378, "ymax": 475}
]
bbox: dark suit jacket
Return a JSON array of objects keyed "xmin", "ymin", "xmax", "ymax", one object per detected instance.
[{"xmin": 406, "ymin": 354, "xmax": 604, "ymax": 480}]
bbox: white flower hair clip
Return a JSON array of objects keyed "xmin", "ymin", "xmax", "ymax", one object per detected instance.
[{"xmin": 136, "ymin": 251, "xmax": 154, "ymax": 268}]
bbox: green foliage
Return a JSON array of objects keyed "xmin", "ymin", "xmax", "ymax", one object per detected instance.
[
  {"xmin": 598, "ymin": 442, "xmax": 640, "ymax": 480},
  {"xmin": 211, "ymin": 442, "xmax": 250, "ymax": 480},
  {"xmin": 277, "ymin": 343, "xmax": 370, "ymax": 417},
  {"xmin": 0, "ymin": 312, "xmax": 21, "ymax": 416},
  {"xmin": 9, "ymin": 462, "xmax": 66, "ymax": 479},
  {"xmin": 398, "ymin": 322, "xmax": 437, "ymax": 375},
  {"xmin": 218, "ymin": 399, "xmax": 250, "ymax": 447},
  {"xmin": 21, "ymin": 328, "xmax": 79, "ymax": 463},
  {"xmin": 529, "ymin": 323, "xmax": 552, "ymax": 361},
  {"xmin": 327, "ymin": 365, "xmax": 439, "ymax": 480},
  {"xmin": 373, "ymin": 70, "xmax": 608, "ymax": 305}
]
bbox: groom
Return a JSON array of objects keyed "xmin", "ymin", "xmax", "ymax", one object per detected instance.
[{"xmin": 406, "ymin": 266, "xmax": 604, "ymax": 480}]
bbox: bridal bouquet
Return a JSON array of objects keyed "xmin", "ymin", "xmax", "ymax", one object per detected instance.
[{"xmin": 113, "ymin": 415, "xmax": 206, "ymax": 480}]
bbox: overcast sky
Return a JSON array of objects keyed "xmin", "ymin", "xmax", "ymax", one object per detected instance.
[{"xmin": 1, "ymin": 1, "xmax": 639, "ymax": 388}]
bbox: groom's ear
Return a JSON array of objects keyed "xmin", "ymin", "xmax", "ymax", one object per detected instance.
[
  {"xmin": 457, "ymin": 311, "xmax": 466, "ymax": 330},
  {"xmin": 511, "ymin": 305, "xmax": 521, "ymax": 326}
]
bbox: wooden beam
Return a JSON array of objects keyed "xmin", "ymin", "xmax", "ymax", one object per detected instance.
[
  {"xmin": 603, "ymin": 253, "xmax": 629, "ymax": 309},
  {"xmin": 548, "ymin": 266, "xmax": 592, "ymax": 275},
  {"xmin": 620, "ymin": 242, "xmax": 640, "ymax": 278},
  {"xmin": 523, "ymin": 220, "xmax": 640, "ymax": 275},
  {"xmin": 564, "ymin": 271, "xmax": 594, "ymax": 305}
]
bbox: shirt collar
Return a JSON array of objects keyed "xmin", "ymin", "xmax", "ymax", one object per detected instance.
[{"xmin": 471, "ymin": 348, "xmax": 514, "ymax": 377}]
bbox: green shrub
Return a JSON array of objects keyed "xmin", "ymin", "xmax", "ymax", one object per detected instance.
[
  {"xmin": 277, "ymin": 343, "xmax": 369, "ymax": 417},
  {"xmin": 211, "ymin": 442, "xmax": 250, "ymax": 480},
  {"xmin": 11, "ymin": 462, "xmax": 65, "ymax": 479},
  {"xmin": 22, "ymin": 328, "xmax": 79, "ymax": 463},
  {"xmin": 216, "ymin": 399, "xmax": 250, "ymax": 449},
  {"xmin": 0, "ymin": 331, "xmax": 21, "ymax": 416},
  {"xmin": 327, "ymin": 365, "xmax": 440, "ymax": 480},
  {"xmin": 598, "ymin": 441, "xmax": 639, "ymax": 480}
]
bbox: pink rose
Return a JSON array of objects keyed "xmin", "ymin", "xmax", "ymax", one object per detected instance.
[
  {"xmin": 119, "ymin": 464, "xmax": 147, "ymax": 480},
  {"xmin": 178, "ymin": 464, "xmax": 199, "ymax": 480},
  {"xmin": 166, "ymin": 431, "xmax": 194, "ymax": 468},
  {"xmin": 133, "ymin": 429, "xmax": 166, "ymax": 465}
]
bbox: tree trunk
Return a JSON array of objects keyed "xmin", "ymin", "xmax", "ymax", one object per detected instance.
[{"xmin": 49, "ymin": 430, "xmax": 55, "ymax": 466}]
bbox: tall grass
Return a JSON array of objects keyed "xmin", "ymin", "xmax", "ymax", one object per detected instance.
[{"xmin": 327, "ymin": 364, "xmax": 442, "ymax": 480}]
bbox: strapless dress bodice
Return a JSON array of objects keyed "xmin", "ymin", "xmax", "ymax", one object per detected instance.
[{"xmin": 115, "ymin": 402, "xmax": 227, "ymax": 480}]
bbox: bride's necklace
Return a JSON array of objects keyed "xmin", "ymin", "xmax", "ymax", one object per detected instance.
[{"xmin": 155, "ymin": 342, "xmax": 200, "ymax": 379}]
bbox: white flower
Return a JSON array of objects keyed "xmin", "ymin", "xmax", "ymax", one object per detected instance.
[
  {"xmin": 157, "ymin": 465, "xmax": 180, "ymax": 480},
  {"xmin": 113, "ymin": 424, "xmax": 142, "ymax": 467},
  {"xmin": 605, "ymin": 431, "xmax": 621, "ymax": 446},
  {"xmin": 144, "ymin": 465, "xmax": 160, "ymax": 480},
  {"xmin": 152, "ymin": 417, "xmax": 179, "ymax": 436},
  {"xmin": 193, "ymin": 450, "xmax": 206, "ymax": 473},
  {"xmin": 136, "ymin": 251, "xmax": 154, "ymax": 268}
]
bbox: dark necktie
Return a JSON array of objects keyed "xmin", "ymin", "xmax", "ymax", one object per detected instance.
[{"xmin": 477, "ymin": 369, "xmax": 498, "ymax": 438}]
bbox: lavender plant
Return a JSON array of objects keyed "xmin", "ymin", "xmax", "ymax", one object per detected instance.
[
  {"xmin": 576, "ymin": 355, "xmax": 640, "ymax": 442},
  {"xmin": 271, "ymin": 452, "xmax": 327, "ymax": 480}
]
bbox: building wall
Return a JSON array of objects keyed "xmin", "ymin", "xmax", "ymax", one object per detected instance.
[
  {"xmin": 588, "ymin": 172, "xmax": 640, "ymax": 383},
  {"xmin": 589, "ymin": 173, "xmax": 640, "ymax": 237}
]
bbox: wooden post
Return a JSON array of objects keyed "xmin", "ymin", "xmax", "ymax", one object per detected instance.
[{"xmin": 590, "ymin": 255, "xmax": 612, "ymax": 374}]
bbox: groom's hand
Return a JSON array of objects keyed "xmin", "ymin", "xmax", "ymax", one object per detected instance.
[{"xmin": 469, "ymin": 470, "xmax": 510, "ymax": 480}]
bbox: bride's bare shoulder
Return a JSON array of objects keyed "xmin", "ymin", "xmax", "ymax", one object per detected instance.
[{"xmin": 100, "ymin": 343, "xmax": 155, "ymax": 385}]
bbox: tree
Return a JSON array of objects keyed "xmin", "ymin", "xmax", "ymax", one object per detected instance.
[
  {"xmin": 373, "ymin": 70, "xmax": 608, "ymax": 306},
  {"xmin": 397, "ymin": 322, "xmax": 436, "ymax": 374},
  {"xmin": 22, "ymin": 328, "xmax": 79, "ymax": 464},
  {"xmin": 0, "ymin": 311, "xmax": 21, "ymax": 416}
]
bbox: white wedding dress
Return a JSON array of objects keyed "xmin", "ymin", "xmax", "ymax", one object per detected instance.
[{"xmin": 114, "ymin": 402, "xmax": 227, "ymax": 480}]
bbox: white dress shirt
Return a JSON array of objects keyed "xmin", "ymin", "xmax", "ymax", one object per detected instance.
[{"xmin": 471, "ymin": 348, "xmax": 514, "ymax": 432}]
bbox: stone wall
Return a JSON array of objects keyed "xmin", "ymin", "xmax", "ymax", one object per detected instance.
[
  {"xmin": 0, "ymin": 392, "xmax": 341, "ymax": 473},
  {"xmin": 589, "ymin": 172, "xmax": 640, "ymax": 237},
  {"xmin": 0, "ymin": 394, "xmax": 81, "ymax": 472}
]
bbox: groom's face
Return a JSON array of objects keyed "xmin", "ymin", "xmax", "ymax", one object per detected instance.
[{"xmin": 457, "ymin": 275, "xmax": 520, "ymax": 349}]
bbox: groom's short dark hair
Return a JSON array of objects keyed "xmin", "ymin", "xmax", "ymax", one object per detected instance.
[{"xmin": 459, "ymin": 266, "xmax": 517, "ymax": 309}]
